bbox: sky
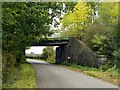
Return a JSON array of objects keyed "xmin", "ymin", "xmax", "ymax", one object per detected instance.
[
  {"xmin": 25, "ymin": 46, "xmax": 46, "ymax": 54},
  {"xmin": 25, "ymin": 46, "xmax": 58, "ymax": 54}
]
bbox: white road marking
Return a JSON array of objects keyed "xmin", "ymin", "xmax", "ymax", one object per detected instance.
[{"xmin": 69, "ymin": 80, "xmax": 81, "ymax": 88}]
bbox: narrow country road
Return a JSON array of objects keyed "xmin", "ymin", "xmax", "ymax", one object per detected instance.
[{"xmin": 27, "ymin": 59, "xmax": 118, "ymax": 89}]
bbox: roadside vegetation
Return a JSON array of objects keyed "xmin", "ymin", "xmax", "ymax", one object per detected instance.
[
  {"xmin": 60, "ymin": 61, "xmax": 118, "ymax": 86},
  {"xmin": 2, "ymin": 63, "xmax": 36, "ymax": 88}
]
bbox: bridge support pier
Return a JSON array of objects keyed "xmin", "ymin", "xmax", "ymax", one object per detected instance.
[
  {"xmin": 56, "ymin": 46, "xmax": 64, "ymax": 64},
  {"xmin": 56, "ymin": 45, "xmax": 70, "ymax": 64},
  {"xmin": 56, "ymin": 37, "xmax": 98, "ymax": 67}
]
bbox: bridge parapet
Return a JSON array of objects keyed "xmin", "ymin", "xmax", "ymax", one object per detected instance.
[{"xmin": 31, "ymin": 37, "xmax": 69, "ymax": 46}]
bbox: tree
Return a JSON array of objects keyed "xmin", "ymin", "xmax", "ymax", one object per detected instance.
[
  {"xmin": 2, "ymin": 2, "xmax": 52, "ymax": 62},
  {"xmin": 61, "ymin": 2, "xmax": 93, "ymax": 40},
  {"xmin": 2, "ymin": 2, "xmax": 66, "ymax": 83},
  {"xmin": 83, "ymin": 2, "xmax": 119, "ymax": 68},
  {"xmin": 41, "ymin": 46, "xmax": 55, "ymax": 61},
  {"xmin": 91, "ymin": 2, "xmax": 118, "ymax": 55},
  {"xmin": 2, "ymin": 2, "xmax": 68, "ymax": 63}
]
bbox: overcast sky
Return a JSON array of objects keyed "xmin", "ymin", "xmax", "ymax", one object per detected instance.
[
  {"xmin": 25, "ymin": 46, "xmax": 46, "ymax": 54},
  {"xmin": 25, "ymin": 46, "xmax": 58, "ymax": 54}
]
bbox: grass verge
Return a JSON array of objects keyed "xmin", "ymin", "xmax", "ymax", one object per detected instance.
[
  {"xmin": 3, "ymin": 63, "xmax": 36, "ymax": 88},
  {"xmin": 59, "ymin": 62, "xmax": 118, "ymax": 86}
]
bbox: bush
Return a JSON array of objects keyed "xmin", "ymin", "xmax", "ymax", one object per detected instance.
[
  {"xmin": 113, "ymin": 49, "xmax": 120, "ymax": 68},
  {"xmin": 41, "ymin": 46, "xmax": 55, "ymax": 61},
  {"xmin": 2, "ymin": 51, "xmax": 16, "ymax": 83},
  {"xmin": 61, "ymin": 61, "xmax": 72, "ymax": 66}
]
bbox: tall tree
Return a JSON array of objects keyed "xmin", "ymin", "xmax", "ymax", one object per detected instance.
[
  {"xmin": 61, "ymin": 2, "xmax": 93, "ymax": 40},
  {"xmin": 2, "ymin": 2, "xmax": 53, "ymax": 64},
  {"xmin": 2, "ymin": 2, "xmax": 65, "ymax": 82},
  {"xmin": 84, "ymin": 2, "xmax": 119, "ymax": 68}
]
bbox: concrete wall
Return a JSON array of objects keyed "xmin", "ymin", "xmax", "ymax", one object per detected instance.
[
  {"xmin": 68, "ymin": 37, "xmax": 98, "ymax": 67},
  {"xmin": 56, "ymin": 45, "xmax": 70, "ymax": 64},
  {"xmin": 56, "ymin": 37, "xmax": 98, "ymax": 67},
  {"xmin": 56, "ymin": 46, "xmax": 64, "ymax": 64}
]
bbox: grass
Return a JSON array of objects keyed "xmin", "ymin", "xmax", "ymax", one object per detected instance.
[
  {"xmin": 59, "ymin": 62, "xmax": 118, "ymax": 86},
  {"xmin": 45, "ymin": 59, "xmax": 56, "ymax": 64},
  {"xmin": 3, "ymin": 63, "xmax": 36, "ymax": 88}
]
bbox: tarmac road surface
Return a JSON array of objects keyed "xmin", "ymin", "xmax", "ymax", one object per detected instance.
[{"xmin": 27, "ymin": 59, "xmax": 118, "ymax": 89}]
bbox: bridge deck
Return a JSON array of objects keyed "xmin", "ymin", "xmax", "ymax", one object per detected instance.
[{"xmin": 32, "ymin": 39, "xmax": 69, "ymax": 46}]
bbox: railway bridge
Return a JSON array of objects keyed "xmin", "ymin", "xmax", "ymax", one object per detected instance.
[{"xmin": 31, "ymin": 37, "xmax": 98, "ymax": 67}]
